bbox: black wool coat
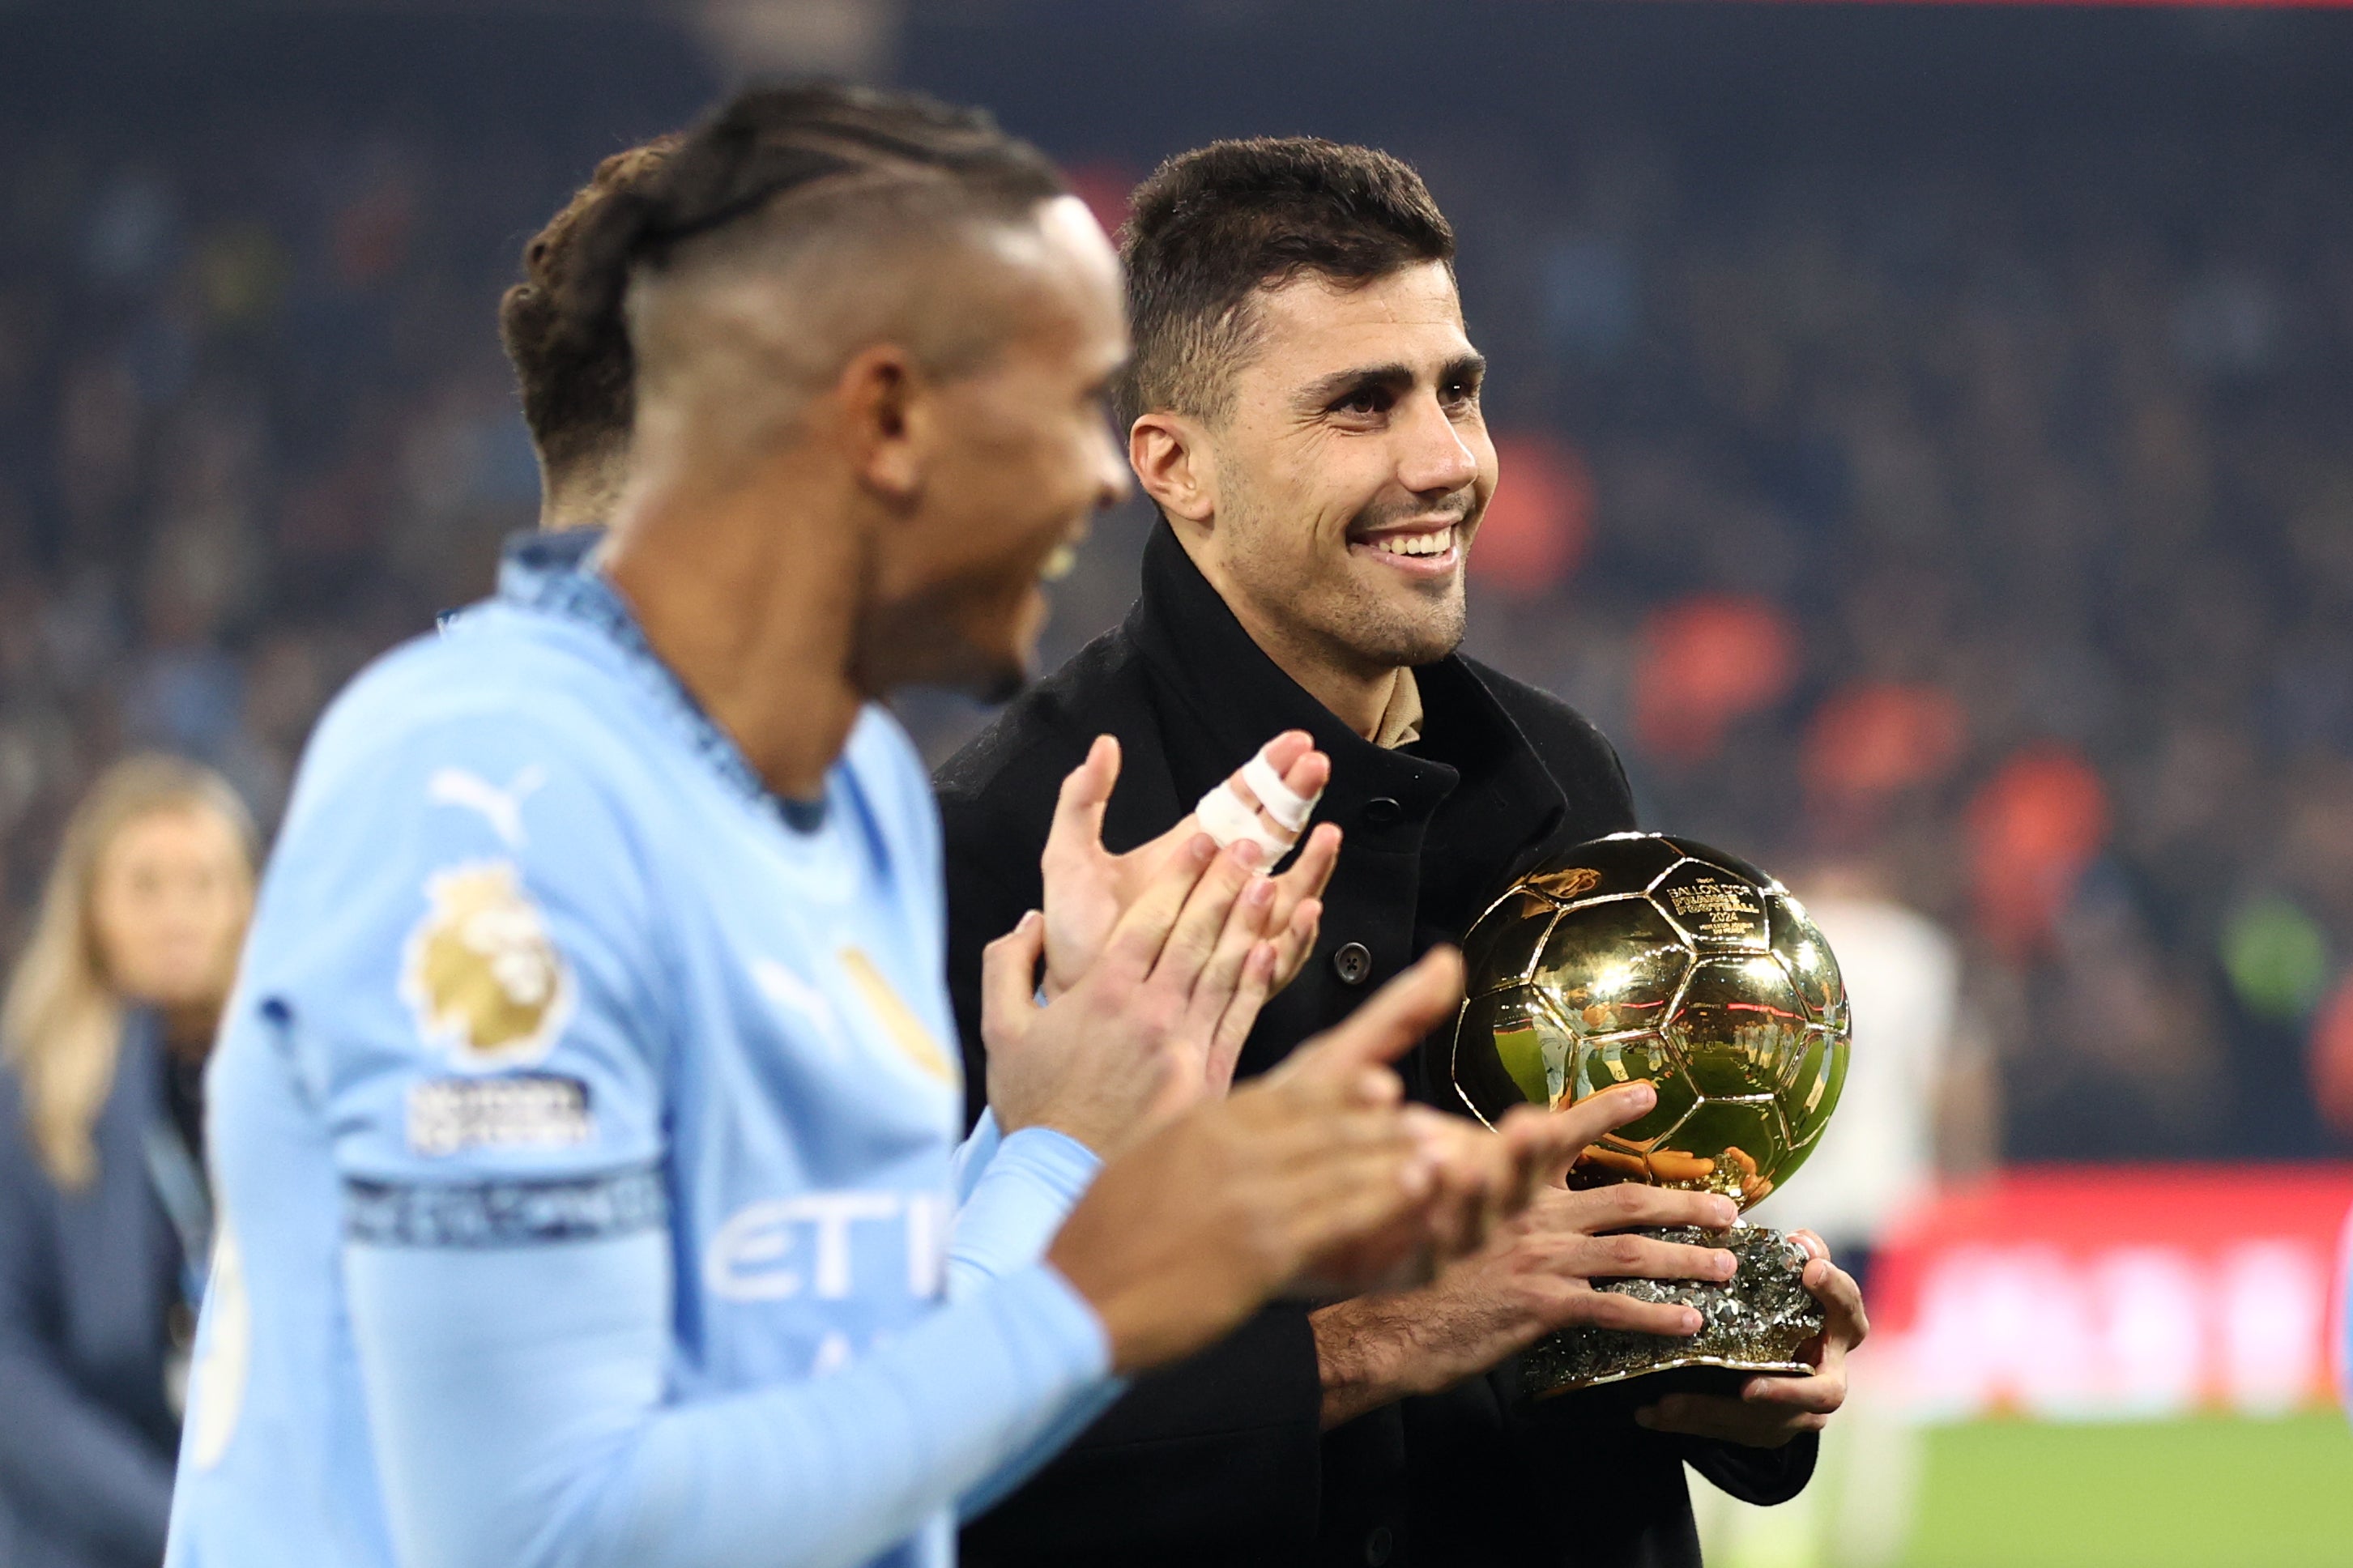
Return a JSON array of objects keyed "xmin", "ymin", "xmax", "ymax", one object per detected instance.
[{"xmin": 936, "ymin": 523, "xmax": 1816, "ymax": 1568}]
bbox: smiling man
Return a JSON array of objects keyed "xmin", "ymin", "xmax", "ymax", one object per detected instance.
[
  {"xmin": 158, "ymin": 97, "xmax": 1599, "ymax": 1568},
  {"xmin": 938, "ymin": 138, "xmax": 1865, "ymax": 1568}
]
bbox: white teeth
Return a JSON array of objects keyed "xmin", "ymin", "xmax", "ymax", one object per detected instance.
[{"xmin": 1371, "ymin": 529, "xmax": 1452, "ymax": 559}]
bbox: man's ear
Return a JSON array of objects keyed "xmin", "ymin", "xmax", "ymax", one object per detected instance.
[
  {"xmin": 838, "ymin": 343, "xmax": 927, "ymax": 502},
  {"xmin": 1129, "ymin": 411, "xmax": 1217, "ymax": 526}
]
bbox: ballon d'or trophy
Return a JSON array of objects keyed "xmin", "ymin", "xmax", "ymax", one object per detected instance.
[{"xmin": 1450, "ymin": 832, "xmax": 1851, "ymax": 1400}]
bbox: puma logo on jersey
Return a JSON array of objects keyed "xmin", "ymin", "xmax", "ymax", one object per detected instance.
[
  {"xmin": 752, "ymin": 958, "xmax": 846, "ymax": 1061},
  {"xmin": 427, "ymin": 765, "xmax": 546, "ymax": 848}
]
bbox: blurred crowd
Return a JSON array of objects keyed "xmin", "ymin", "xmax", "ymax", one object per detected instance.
[
  {"xmin": 0, "ymin": 121, "xmax": 564, "ymax": 934},
  {"xmin": 4, "ymin": 45, "xmax": 2351, "ymax": 1178}
]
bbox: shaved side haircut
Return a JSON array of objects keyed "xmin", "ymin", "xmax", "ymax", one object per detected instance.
[
  {"xmin": 549, "ymin": 83, "xmax": 1068, "ymax": 458},
  {"xmin": 1119, "ymin": 138, "xmax": 1455, "ymax": 430},
  {"xmin": 500, "ymin": 136, "xmax": 681, "ymax": 522}
]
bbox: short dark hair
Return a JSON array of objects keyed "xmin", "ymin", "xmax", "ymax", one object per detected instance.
[
  {"xmin": 1119, "ymin": 137, "xmax": 1455, "ymax": 428},
  {"xmin": 499, "ymin": 136, "xmax": 680, "ymax": 478},
  {"xmin": 545, "ymin": 82, "xmax": 1064, "ymax": 408}
]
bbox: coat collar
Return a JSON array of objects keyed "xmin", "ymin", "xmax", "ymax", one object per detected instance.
[{"xmin": 1124, "ymin": 521, "xmax": 1567, "ymax": 867}]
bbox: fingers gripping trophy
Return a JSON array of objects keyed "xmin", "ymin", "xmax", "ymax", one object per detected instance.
[{"xmin": 1449, "ymin": 832, "xmax": 1852, "ymax": 1399}]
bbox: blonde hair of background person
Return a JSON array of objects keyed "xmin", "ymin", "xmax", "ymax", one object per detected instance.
[{"xmin": 2, "ymin": 755, "xmax": 256, "ymax": 1188}]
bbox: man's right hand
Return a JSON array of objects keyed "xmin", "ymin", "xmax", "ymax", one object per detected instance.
[{"xmin": 1309, "ymin": 1106, "xmax": 1742, "ymax": 1429}]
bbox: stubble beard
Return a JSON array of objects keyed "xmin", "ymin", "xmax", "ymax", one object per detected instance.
[
  {"xmin": 1218, "ymin": 485, "xmax": 1473, "ymax": 678},
  {"xmin": 1329, "ymin": 580, "xmax": 1467, "ymax": 673}
]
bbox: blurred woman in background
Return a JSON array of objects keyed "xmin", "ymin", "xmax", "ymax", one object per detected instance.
[{"xmin": 0, "ymin": 756, "xmax": 255, "ymax": 1568}]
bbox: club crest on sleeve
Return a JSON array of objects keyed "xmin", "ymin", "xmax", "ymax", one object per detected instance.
[{"xmin": 400, "ymin": 861, "xmax": 575, "ymax": 1067}]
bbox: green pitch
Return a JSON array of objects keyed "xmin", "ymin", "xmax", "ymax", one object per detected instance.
[{"xmin": 1904, "ymin": 1412, "xmax": 2353, "ymax": 1567}]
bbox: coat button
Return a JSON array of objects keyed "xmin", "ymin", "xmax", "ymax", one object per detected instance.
[
  {"xmin": 1362, "ymin": 796, "xmax": 1402, "ymax": 827},
  {"xmin": 1365, "ymin": 1525, "xmax": 1395, "ymax": 1566},
  {"xmin": 1333, "ymin": 942, "xmax": 1372, "ymax": 986}
]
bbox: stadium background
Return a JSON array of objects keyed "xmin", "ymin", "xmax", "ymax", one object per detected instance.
[{"xmin": 1, "ymin": 2, "xmax": 2349, "ymax": 1562}]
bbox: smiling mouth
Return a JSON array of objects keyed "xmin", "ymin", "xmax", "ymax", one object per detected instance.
[{"xmin": 1351, "ymin": 524, "xmax": 1461, "ymax": 574}]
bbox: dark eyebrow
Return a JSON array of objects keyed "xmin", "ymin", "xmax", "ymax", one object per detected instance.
[
  {"xmin": 1295, "ymin": 354, "xmax": 1490, "ymax": 413},
  {"xmin": 1442, "ymin": 352, "xmax": 1489, "ymax": 388},
  {"xmin": 1297, "ymin": 361, "xmax": 1414, "ymax": 413}
]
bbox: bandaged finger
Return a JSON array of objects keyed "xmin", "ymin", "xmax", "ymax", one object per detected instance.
[
  {"xmin": 1194, "ymin": 779, "xmax": 1294, "ymax": 859},
  {"xmin": 1239, "ymin": 747, "xmax": 1321, "ymax": 833},
  {"xmin": 1192, "ymin": 739, "xmax": 1326, "ymax": 859}
]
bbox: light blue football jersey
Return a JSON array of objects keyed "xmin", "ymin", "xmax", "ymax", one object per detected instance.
[{"xmin": 164, "ymin": 530, "xmax": 1112, "ymax": 1568}]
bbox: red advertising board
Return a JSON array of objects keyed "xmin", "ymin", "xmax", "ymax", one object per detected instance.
[{"xmin": 1869, "ymin": 1165, "xmax": 2353, "ymax": 1421}]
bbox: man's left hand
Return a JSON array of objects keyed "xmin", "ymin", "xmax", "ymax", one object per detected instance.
[{"xmin": 1631, "ymin": 1229, "xmax": 1868, "ymax": 1448}]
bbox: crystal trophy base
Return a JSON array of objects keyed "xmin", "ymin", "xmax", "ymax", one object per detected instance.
[{"xmin": 1520, "ymin": 1224, "xmax": 1822, "ymax": 1401}]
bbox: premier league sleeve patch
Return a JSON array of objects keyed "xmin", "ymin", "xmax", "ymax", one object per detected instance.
[{"xmin": 400, "ymin": 861, "xmax": 576, "ymax": 1069}]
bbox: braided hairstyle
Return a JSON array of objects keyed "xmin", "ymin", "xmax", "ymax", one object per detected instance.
[
  {"xmin": 500, "ymin": 135, "xmax": 682, "ymax": 484},
  {"xmin": 534, "ymin": 83, "xmax": 1064, "ymax": 439}
]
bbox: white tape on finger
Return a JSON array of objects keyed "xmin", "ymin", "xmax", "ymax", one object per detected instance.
[
  {"xmin": 1239, "ymin": 749, "xmax": 1319, "ymax": 833},
  {"xmin": 1194, "ymin": 778, "xmax": 1295, "ymax": 860}
]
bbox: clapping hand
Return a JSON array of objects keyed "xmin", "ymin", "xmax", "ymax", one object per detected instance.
[
  {"xmin": 1038, "ymin": 732, "xmax": 1340, "ymax": 1003},
  {"xmin": 984, "ymin": 829, "xmax": 1285, "ymax": 1153},
  {"xmin": 1050, "ymin": 948, "xmax": 1628, "ymax": 1372}
]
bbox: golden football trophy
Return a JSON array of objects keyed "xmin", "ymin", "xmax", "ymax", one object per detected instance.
[{"xmin": 1450, "ymin": 831, "xmax": 1850, "ymax": 1398}]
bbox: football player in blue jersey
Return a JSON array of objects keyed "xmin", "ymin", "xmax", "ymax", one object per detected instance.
[{"xmin": 163, "ymin": 83, "xmax": 1635, "ymax": 1568}]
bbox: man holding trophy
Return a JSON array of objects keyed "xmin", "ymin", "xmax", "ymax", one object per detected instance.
[{"xmin": 939, "ymin": 138, "xmax": 1868, "ymax": 1566}]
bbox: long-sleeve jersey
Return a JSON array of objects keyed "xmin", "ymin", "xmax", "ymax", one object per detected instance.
[{"xmin": 163, "ymin": 530, "xmax": 1115, "ymax": 1568}]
